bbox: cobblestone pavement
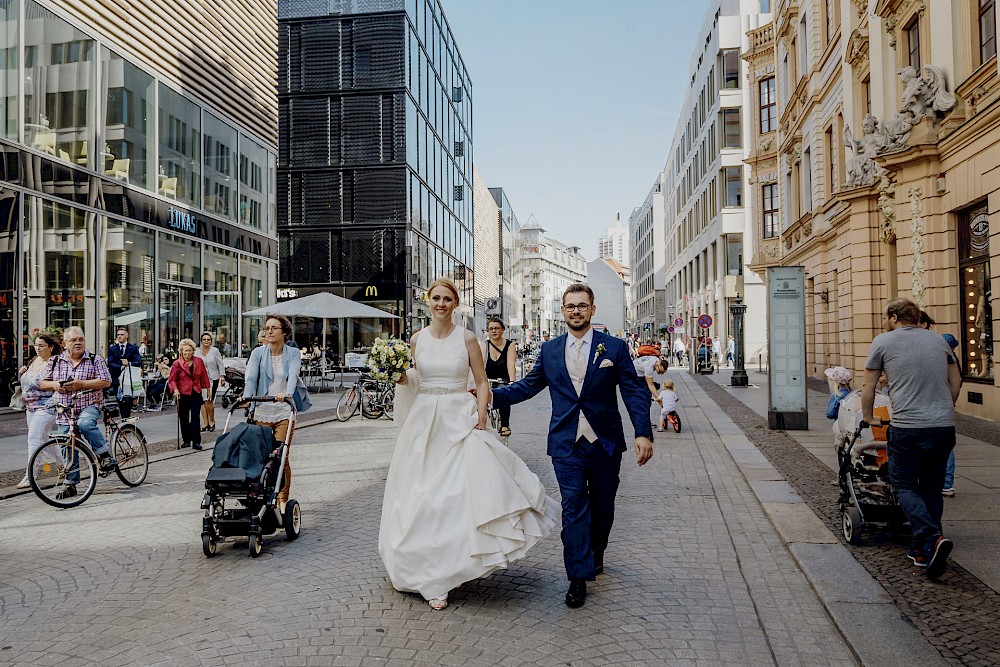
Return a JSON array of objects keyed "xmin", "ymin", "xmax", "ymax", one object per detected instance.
[
  {"xmin": 0, "ymin": 391, "xmax": 857, "ymax": 666},
  {"xmin": 696, "ymin": 375, "xmax": 1000, "ymax": 667}
]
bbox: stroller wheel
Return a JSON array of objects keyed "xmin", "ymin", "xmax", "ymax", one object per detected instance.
[
  {"xmin": 202, "ymin": 533, "xmax": 218, "ymax": 557},
  {"xmin": 284, "ymin": 499, "xmax": 302, "ymax": 541},
  {"xmin": 248, "ymin": 532, "xmax": 263, "ymax": 558},
  {"xmin": 842, "ymin": 506, "xmax": 863, "ymax": 545}
]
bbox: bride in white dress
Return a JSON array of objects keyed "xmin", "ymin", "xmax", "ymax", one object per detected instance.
[{"xmin": 379, "ymin": 278, "xmax": 559, "ymax": 610}]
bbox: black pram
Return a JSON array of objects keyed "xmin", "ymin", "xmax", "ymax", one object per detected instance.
[{"xmin": 200, "ymin": 397, "xmax": 300, "ymax": 557}]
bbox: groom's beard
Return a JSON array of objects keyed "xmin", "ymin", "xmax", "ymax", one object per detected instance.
[{"xmin": 566, "ymin": 318, "xmax": 591, "ymax": 332}]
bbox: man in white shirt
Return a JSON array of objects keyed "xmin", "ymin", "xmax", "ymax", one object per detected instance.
[{"xmin": 633, "ymin": 355, "xmax": 667, "ymax": 404}]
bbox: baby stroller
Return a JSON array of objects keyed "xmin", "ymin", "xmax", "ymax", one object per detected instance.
[
  {"xmin": 836, "ymin": 391, "xmax": 905, "ymax": 544},
  {"xmin": 219, "ymin": 366, "xmax": 246, "ymax": 408},
  {"xmin": 200, "ymin": 396, "xmax": 301, "ymax": 557}
]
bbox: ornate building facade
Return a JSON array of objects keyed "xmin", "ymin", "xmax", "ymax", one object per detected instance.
[{"xmin": 747, "ymin": 0, "xmax": 999, "ymax": 419}]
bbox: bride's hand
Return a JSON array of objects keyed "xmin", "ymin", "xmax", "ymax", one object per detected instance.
[
  {"xmin": 396, "ymin": 373, "xmax": 408, "ymax": 385},
  {"xmin": 474, "ymin": 416, "xmax": 488, "ymax": 430}
]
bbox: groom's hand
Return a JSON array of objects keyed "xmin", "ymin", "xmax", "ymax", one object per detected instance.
[{"xmin": 634, "ymin": 437, "xmax": 653, "ymax": 466}]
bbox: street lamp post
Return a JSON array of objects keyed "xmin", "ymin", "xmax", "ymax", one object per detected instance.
[{"xmin": 730, "ymin": 294, "xmax": 748, "ymax": 387}]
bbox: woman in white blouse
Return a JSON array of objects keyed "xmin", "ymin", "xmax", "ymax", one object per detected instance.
[{"xmin": 195, "ymin": 331, "xmax": 226, "ymax": 432}]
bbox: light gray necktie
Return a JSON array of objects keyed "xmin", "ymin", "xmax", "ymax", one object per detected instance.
[{"xmin": 570, "ymin": 339, "xmax": 597, "ymax": 442}]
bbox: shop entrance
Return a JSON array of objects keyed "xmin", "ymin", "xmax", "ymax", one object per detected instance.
[
  {"xmin": 159, "ymin": 284, "xmax": 200, "ymax": 355},
  {"xmin": 203, "ymin": 292, "xmax": 239, "ymax": 357}
]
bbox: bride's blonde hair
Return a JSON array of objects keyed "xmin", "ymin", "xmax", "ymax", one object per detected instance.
[{"xmin": 427, "ymin": 277, "xmax": 460, "ymax": 303}]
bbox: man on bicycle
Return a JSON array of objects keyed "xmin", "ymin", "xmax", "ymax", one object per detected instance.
[{"xmin": 39, "ymin": 326, "xmax": 116, "ymax": 498}]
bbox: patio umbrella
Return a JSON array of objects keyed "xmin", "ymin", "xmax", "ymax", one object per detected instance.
[{"xmin": 243, "ymin": 292, "xmax": 399, "ymax": 365}]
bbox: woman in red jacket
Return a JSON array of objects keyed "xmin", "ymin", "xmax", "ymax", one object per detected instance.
[{"xmin": 168, "ymin": 338, "xmax": 211, "ymax": 450}]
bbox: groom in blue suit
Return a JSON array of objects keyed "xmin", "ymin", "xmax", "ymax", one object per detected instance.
[{"xmin": 491, "ymin": 283, "xmax": 653, "ymax": 608}]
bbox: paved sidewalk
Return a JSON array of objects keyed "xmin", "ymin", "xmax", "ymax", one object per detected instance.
[
  {"xmin": 694, "ymin": 367, "xmax": 1000, "ymax": 665},
  {"xmin": 1, "ymin": 381, "xmax": 859, "ymax": 666}
]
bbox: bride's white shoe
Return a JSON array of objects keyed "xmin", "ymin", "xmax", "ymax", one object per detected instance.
[{"xmin": 428, "ymin": 596, "xmax": 448, "ymax": 610}]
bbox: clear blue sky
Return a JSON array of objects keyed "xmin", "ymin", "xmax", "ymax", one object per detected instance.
[{"xmin": 443, "ymin": 1, "xmax": 707, "ymax": 260}]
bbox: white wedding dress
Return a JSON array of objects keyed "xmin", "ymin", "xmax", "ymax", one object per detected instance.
[{"xmin": 378, "ymin": 326, "xmax": 559, "ymax": 601}]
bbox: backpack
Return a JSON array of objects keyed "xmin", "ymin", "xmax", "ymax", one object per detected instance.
[{"xmin": 637, "ymin": 344, "xmax": 659, "ymax": 357}]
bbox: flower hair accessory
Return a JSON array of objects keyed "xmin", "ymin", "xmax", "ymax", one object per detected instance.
[{"xmin": 593, "ymin": 343, "xmax": 606, "ymax": 364}]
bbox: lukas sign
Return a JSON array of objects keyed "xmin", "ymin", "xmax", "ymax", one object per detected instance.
[{"xmin": 167, "ymin": 206, "xmax": 197, "ymax": 234}]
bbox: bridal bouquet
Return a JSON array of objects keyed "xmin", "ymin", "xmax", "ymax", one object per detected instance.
[{"xmin": 368, "ymin": 337, "xmax": 413, "ymax": 383}]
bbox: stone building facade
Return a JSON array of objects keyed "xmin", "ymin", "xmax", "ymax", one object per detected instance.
[{"xmin": 747, "ymin": 0, "xmax": 999, "ymax": 419}]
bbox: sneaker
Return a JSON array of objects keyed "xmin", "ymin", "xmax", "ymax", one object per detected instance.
[
  {"xmin": 98, "ymin": 453, "xmax": 117, "ymax": 473},
  {"xmin": 907, "ymin": 549, "xmax": 927, "ymax": 568},
  {"xmin": 16, "ymin": 474, "xmax": 30, "ymax": 489},
  {"xmin": 941, "ymin": 487, "xmax": 956, "ymax": 497},
  {"xmin": 55, "ymin": 484, "xmax": 77, "ymax": 500},
  {"xmin": 926, "ymin": 536, "xmax": 954, "ymax": 580}
]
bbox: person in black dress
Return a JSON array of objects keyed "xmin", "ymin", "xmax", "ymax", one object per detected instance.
[{"xmin": 482, "ymin": 317, "xmax": 517, "ymax": 437}]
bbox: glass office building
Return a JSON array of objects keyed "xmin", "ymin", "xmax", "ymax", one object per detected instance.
[
  {"xmin": 0, "ymin": 0, "xmax": 279, "ymax": 401},
  {"xmin": 277, "ymin": 0, "xmax": 473, "ymax": 351}
]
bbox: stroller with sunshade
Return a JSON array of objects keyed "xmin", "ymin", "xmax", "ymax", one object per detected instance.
[{"xmin": 200, "ymin": 396, "xmax": 300, "ymax": 557}]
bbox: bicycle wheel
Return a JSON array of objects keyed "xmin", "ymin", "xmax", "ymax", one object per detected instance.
[
  {"xmin": 382, "ymin": 386, "xmax": 395, "ymax": 420},
  {"xmin": 336, "ymin": 386, "xmax": 360, "ymax": 421},
  {"xmin": 28, "ymin": 436, "xmax": 97, "ymax": 509},
  {"xmin": 113, "ymin": 424, "xmax": 149, "ymax": 487},
  {"xmin": 361, "ymin": 382, "xmax": 383, "ymax": 419}
]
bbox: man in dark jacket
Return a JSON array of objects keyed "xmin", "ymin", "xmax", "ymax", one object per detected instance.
[{"xmin": 107, "ymin": 327, "xmax": 142, "ymax": 418}]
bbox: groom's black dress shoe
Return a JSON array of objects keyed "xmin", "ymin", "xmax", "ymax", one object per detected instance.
[
  {"xmin": 565, "ymin": 580, "xmax": 587, "ymax": 608},
  {"xmin": 593, "ymin": 551, "xmax": 604, "ymax": 575}
]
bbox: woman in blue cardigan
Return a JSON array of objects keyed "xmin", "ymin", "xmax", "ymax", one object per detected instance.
[{"xmin": 244, "ymin": 314, "xmax": 311, "ymax": 509}]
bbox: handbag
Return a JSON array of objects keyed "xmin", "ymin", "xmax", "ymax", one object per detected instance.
[{"xmin": 9, "ymin": 386, "xmax": 24, "ymax": 411}]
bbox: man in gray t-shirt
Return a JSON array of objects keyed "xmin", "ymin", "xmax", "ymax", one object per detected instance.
[{"xmin": 861, "ymin": 298, "xmax": 962, "ymax": 579}]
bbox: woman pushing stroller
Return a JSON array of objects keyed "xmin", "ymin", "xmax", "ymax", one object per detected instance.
[{"xmin": 242, "ymin": 314, "xmax": 312, "ymax": 511}]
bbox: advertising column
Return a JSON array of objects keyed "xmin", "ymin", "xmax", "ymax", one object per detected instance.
[{"xmin": 767, "ymin": 266, "xmax": 807, "ymax": 430}]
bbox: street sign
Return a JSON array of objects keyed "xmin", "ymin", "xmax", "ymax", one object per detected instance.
[
  {"xmin": 485, "ymin": 297, "xmax": 501, "ymax": 315},
  {"xmin": 668, "ymin": 326, "xmax": 675, "ymax": 333},
  {"xmin": 674, "ymin": 318, "xmax": 684, "ymax": 327},
  {"xmin": 643, "ymin": 322, "xmax": 652, "ymax": 330},
  {"xmin": 698, "ymin": 314, "xmax": 713, "ymax": 329}
]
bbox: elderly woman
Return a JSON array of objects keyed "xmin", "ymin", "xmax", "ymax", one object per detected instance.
[
  {"xmin": 16, "ymin": 333, "xmax": 62, "ymax": 488},
  {"xmin": 168, "ymin": 338, "xmax": 211, "ymax": 450},
  {"xmin": 244, "ymin": 314, "xmax": 306, "ymax": 510}
]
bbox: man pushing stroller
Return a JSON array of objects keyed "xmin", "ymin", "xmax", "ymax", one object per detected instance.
[{"xmin": 861, "ymin": 298, "xmax": 961, "ymax": 579}]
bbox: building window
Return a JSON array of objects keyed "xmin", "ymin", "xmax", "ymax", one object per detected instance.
[
  {"xmin": 760, "ymin": 0, "xmax": 770, "ymax": 11},
  {"xmin": 824, "ymin": 126, "xmax": 836, "ymax": 197},
  {"xmin": 726, "ymin": 235, "xmax": 743, "ymax": 276},
  {"xmin": 722, "ymin": 108, "xmax": 742, "ymax": 148},
  {"xmin": 762, "ymin": 183, "xmax": 778, "ymax": 238},
  {"xmin": 862, "ymin": 77, "xmax": 871, "ymax": 115},
  {"xmin": 723, "ymin": 167, "xmax": 742, "ymax": 207},
  {"xmin": 101, "ymin": 50, "xmax": 154, "ymax": 189},
  {"xmin": 1, "ymin": 2, "xmax": 17, "ymax": 140},
  {"xmin": 158, "ymin": 84, "xmax": 201, "ymax": 207},
  {"xmin": 958, "ymin": 201, "xmax": 993, "ymax": 380},
  {"xmin": 825, "ymin": 0, "xmax": 838, "ymax": 44},
  {"xmin": 905, "ymin": 17, "xmax": 921, "ymax": 69},
  {"xmin": 981, "ymin": 0, "xmax": 997, "ymax": 63},
  {"xmin": 759, "ymin": 77, "xmax": 776, "ymax": 133},
  {"xmin": 720, "ymin": 49, "xmax": 740, "ymax": 89}
]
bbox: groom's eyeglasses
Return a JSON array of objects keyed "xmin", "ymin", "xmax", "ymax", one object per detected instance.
[{"xmin": 562, "ymin": 303, "xmax": 592, "ymax": 312}]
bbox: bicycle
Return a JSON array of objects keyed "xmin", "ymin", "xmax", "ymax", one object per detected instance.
[
  {"xmin": 28, "ymin": 400, "xmax": 149, "ymax": 508},
  {"xmin": 665, "ymin": 410, "xmax": 682, "ymax": 433},
  {"xmin": 487, "ymin": 379, "xmax": 511, "ymax": 445},
  {"xmin": 336, "ymin": 374, "xmax": 395, "ymax": 421}
]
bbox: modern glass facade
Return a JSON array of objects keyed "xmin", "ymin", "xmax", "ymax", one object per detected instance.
[
  {"xmin": 0, "ymin": 0, "xmax": 278, "ymax": 402},
  {"xmin": 277, "ymin": 0, "xmax": 473, "ymax": 353}
]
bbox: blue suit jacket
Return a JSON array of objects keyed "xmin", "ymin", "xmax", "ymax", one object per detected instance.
[{"xmin": 491, "ymin": 330, "xmax": 653, "ymax": 458}]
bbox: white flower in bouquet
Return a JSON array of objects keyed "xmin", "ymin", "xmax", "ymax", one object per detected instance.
[{"xmin": 368, "ymin": 337, "xmax": 412, "ymax": 383}]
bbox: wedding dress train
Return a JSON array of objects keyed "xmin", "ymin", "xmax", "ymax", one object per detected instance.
[{"xmin": 378, "ymin": 326, "xmax": 558, "ymax": 601}]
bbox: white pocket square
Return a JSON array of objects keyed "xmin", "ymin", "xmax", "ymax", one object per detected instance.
[{"xmin": 599, "ymin": 359, "xmax": 614, "ymax": 368}]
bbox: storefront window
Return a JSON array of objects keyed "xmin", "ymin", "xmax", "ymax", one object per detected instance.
[
  {"xmin": 1, "ymin": 0, "xmax": 17, "ymax": 139},
  {"xmin": 240, "ymin": 255, "xmax": 267, "ymax": 357},
  {"xmin": 23, "ymin": 0, "xmax": 96, "ymax": 165},
  {"xmin": 22, "ymin": 196, "xmax": 97, "ymax": 347},
  {"xmin": 0, "ymin": 187, "xmax": 17, "ymax": 402},
  {"xmin": 203, "ymin": 112, "xmax": 237, "ymax": 221},
  {"xmin": 203, "ymin": 293, "xmax": 236, "ymax": 356},
  {"xmin": 101, "ymin": 49, "xmax": 154, "ymax": 189},
  {"xmin": 959, "ymin": 202, "xmax": 993, "ymax": 380},
  {"xmin": 204, "ymin": 245, "xmax": 237, "ymax": 291},
  {"xmin": 158, "ymin": 231, "xmax": 200, "ymax": 285},
  {"xmin": 101, "ymin": 218, "xmax": 155, "ymax": 365},
  {"xmin": 158, "ymin": 84, "xmax": 200, "ymax": 207},
  {"xmin": 239, "ymin": 134, "xmax": 266, "ymax": 229}
]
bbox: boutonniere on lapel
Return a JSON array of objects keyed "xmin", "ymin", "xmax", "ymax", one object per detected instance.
[{"xmin": 592, "ymin": 343, "xmax": 606, "ymax": 364}]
